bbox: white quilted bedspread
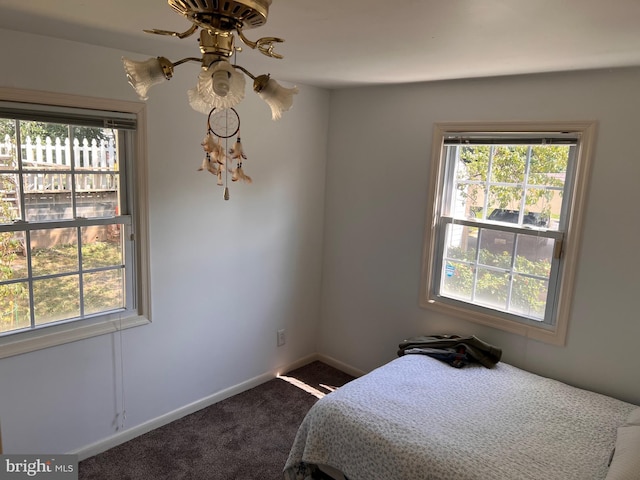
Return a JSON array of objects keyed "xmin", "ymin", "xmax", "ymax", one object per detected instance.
[{"xmin": 284, "ymin": 355, "xmax": 637, "ymax": 480}]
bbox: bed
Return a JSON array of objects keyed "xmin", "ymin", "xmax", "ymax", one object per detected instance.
[{"xmin": 283, "ymin": 353, "xmax": 640, "ymax": 480}]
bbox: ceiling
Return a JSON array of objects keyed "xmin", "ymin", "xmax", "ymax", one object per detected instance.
[{"xmin": 1, "ymin": 0, "xmax": 639, "ymax": 89}]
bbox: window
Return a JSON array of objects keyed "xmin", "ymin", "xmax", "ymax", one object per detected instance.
[
  {"xmin": 0, "ymin": 89, "xmax": 150, "ymax": 358},
  {"xmin": 421, "ymin": 122, "xmax": 595, "ymax": 345}
]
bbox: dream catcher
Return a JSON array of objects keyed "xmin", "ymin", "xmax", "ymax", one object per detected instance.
[{"xmin": 198, "ymin": 107, "xmax": 252, "ymax": 200}]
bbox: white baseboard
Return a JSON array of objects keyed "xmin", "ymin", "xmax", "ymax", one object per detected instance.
[
  {"xmin": 71, "ymin": 353, "xmax": 363, "ymax": 461},
  {"xmin": 317, "ymin": 354, "xmax": 366, "ymax": 378},
  {"xmin": 72, "ymin": 354, "xmax": 320, "ymax": 461},
  {"xmin": 275, "ymin": 353, "xmax": 320, "ymax": 375}
]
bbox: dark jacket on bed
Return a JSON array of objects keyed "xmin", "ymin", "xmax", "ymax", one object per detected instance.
[{"xmin": 397, "ymin": 334, "xmax": 502, "ymax": 368}]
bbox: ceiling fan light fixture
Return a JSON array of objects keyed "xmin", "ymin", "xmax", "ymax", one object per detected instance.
[
  {"xmin": 123, "ymin": 0, "xmax": 294, "ymax": 116},
  {"xmin": 253, "ymin": 74, "xmax": 298, "ymax": 120},
  {"xmin": 122, "ymin": 56, "xmax": 173, "ymax": 100},
  {"xmin": 124, "ymin": 0, "xmax": 298, "ymax": 199}
]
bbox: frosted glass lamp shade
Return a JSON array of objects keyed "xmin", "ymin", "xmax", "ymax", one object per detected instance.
[
  {"xmin": 122, "ymin": 56, "xmax": 172, "ymax": 100},
  {"xmin": 187, "ymin": 88, "xmax": 212, "ymax": 115},
  {"xmin": 188, "ymin": 62, "xmax": 246, "ymax": 112},
  {"xmin": 253, "ymin": 74, "xmax": 298, "ymax": 120}
]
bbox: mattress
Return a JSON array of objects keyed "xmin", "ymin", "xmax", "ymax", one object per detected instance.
[{"xmin": 284, "ymin": 355, "xmax": 637, "ymax": 480}]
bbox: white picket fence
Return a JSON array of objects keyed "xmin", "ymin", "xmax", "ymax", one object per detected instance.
[{"xmin": 0, "ymin": 135, "xmax": 118, "ymax": 192}]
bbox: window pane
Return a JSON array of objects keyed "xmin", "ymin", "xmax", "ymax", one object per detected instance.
[
  {"xmin": 83, "ymin": 269, "xmax": 124, "ymax": 315},
  {"xmin": 479, "ymin": 227, "xmax": 515, "ymax": 263},
  {"xmin": 528, "ymin": 145, "xmax": 568, "ymax": 230},
  {"xmin": 454, "ymin": 146, "xmax": 487, "ymax": 220},
  {"xmin": 24, "ymin": 182, "xmax": 73, "ymax": 221},
  {"xmin": 0, "ymin": 281, "xmax": 30, "ymax": 333},
  {"xmin": 445, "ymin": 224, "xmax": 477, "ymax": 260},
  {"xmin": 0, "ymin": 230, "xmax": 27, "ymax": 281},
  {"xmin": 71, "ymin": 127, "xmax": 116, "ymax": 171},
  {"xmin": 23, "ymin": 171, "xmax": 71, "ymax": 192},
  {"xmin": 529, "ymin": 145, "xmax": 569, "ymax": 176},
  {"xmin": 20, "ymin": 121, "xmax": 70, "ymax": 170},
  {"xmin": 481, "ymin": 229, "xmax": 553, "ymax": 269},
  {"xmin": 441, "ymin": 261, "xmax": 473, "ymax": 301},
  {"xmin": 82, "ymin": 225, "xmax": 123, "ymax": 269},
  {"xmin": 0, "ymin": 119, "xmax": 17, "ymax": 170},
  {"xmin": 31, "ymin": 228, "xmax": 78, "ymax": 277},
  {"xmin": 75, "ymin": 173, "xmax": 119, "ymax": 194},
  {"xmin": 487, "ymin": 187, "xmax": 524, "ymax": 218},
  {"xmin": 72, "ymin": 127, "xmax": 119, "ymax": 218},
  {"xmin": 453, "ymin": 182, "xmax": 484, "ymax": 220},
  {"xmin": 490, "ymin": 146, "xmax": 526, "ymax": 184},
  {"xmin": 510, "ymin": 275, "xmax": 548, "ymax": 320},
  {"xmin": 442, "ymin": 224, "xmax": 476, "ymax": 300},
  {"xmin": 475, "ymin": 269, "xmax": 509, "ymax": 310},
  {"xmin": 514, "ymin": 234, "xmax": 553, "ymax": 274},
  {"xmin": 34, "ymin": 275, "xmax": 80, "ymax": 325},
  {"xmin": 458, "ymin": 146, "xmax": 490, "ymax": 182},
  {"xmin": 0, "ymin": 173, "xmax": 21, "ymax": 223},
  {"xmin": 525, "ymin": 187, "xmax": 560, "ymax": 231},
  {"xmin": 76, "ymin": 188, "xmax": 118, "ymax": 219}
]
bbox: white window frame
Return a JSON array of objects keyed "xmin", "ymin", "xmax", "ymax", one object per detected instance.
[
  {"xmin": 0, "ymin": 88, "xmax": 151, "ymax": 359},
  {"xmin": 420, "ymin": 121, "xmax": 596, "ymax": 346}
]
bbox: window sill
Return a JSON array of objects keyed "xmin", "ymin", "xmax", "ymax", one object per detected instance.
[
  {"xmin": 420, "ymin": 296, "xmax": 568, "ymax": 346},
  {"xmin": 0, "ymin": 314, "xmax": 150, "ymax": 359}
]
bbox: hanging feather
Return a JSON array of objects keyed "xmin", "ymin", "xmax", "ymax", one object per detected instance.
[
  {"xmin": 197, "ymin": 155, "xmax": 207, "ymax": 171},
  {"xmin": 197, "ymin": 153, "xmax": 219, "ymax": 175},
  {"xmin": 201, "ymin": 132, "xmax": 217, "ymax": 152},
  {"xmin": 201, "ymin": 133, "xmax": 226, "ymax": 167},
  {"xmin": 212, "ymin": 136, "xmax": 227, "ymax": 165},
  {"xmin": 232, "ymin": 163, "xmax": 253, "ymax": 184},
  {"xmin": 229, "ymin": 137, "xmax": 247, "ymax": 161}
]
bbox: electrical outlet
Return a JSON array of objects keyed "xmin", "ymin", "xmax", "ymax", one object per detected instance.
[{"xmin": 277, "ymin": 329, "xmax": 286, "ymax": 347}]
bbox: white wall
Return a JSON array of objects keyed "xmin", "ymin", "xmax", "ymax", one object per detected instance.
[
  {"xmin": 0, "ymin": 28, "xmax": 329, "ymax": 454},
  {"xmin": 319, "ymin": 68, "xmax": 640, "ymax": 405}
]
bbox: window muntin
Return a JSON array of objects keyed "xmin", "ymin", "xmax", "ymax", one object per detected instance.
[
  {"xmin": 0, "ymin": 111, "xmax": 134, "ymax": 337},
  {"xmin": 422, "ymin": 123, "xmax": 595, "ymax": 344}
]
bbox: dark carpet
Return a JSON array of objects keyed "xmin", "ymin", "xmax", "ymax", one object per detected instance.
[{"xmin": 79, "ymin": 361, "xmax": 354, "ymax": 480}]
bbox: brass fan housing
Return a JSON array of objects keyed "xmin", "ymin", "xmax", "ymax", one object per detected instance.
[{"xmin": 168, "ymin": 0, "xmax": 272, "ymax": 32}]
